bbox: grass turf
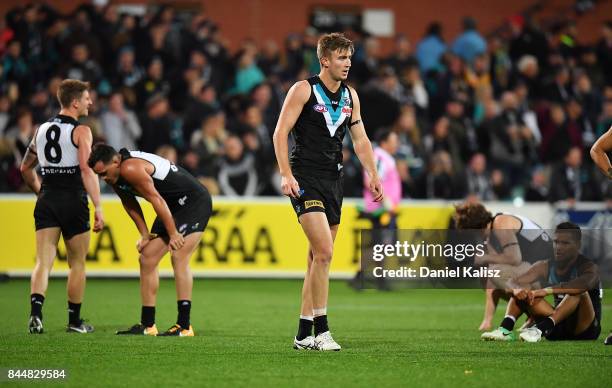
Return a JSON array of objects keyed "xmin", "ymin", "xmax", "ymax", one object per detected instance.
[{"xmin": 0, "ymin": 278, "xmax": 610, "ymax": 387}]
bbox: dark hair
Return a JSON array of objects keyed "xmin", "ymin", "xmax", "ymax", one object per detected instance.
[
  {"xmin": 454, "ymin": 202, "xmax": 493, "ymax": 229},
  {"xmin": 57, "ymin": 79, "xmax": 89, "ymax": 108},
  {"xmin": 317, "ymin": 33, "xmax": 354, "ymax": 62},
  {"xmin": 88, "ymin": 143, "xmax": 118, "ymax": 169},
  {"xmin": 555, "ymin": 222, "xmax": 582, "ymax": 243},
  {"xmin": 375, "ymin": 128, "xmax": 395, "ymax": 144}
]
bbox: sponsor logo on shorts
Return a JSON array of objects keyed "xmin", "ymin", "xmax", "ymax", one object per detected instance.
[
  {"xmin": 295, "ymin": 205, "xmax": 301, "ymax": 212},
  {"xmin": 178, "ymin": 195, "xmax": 187, "ymax": 206},
  {"xmin": 313, "ymin": 104, "xmax": 328, "ymax": 113},
  {"xmin": 191, "ymin": 222, "xmax": 200, "ymax": 230},
  {"xmin": 304, "ymin": 200, "xmax": 324, "ymax": 209},
  {"xmin": 179, "ymin": 224, "xmax": 188, "ymax": 234}
]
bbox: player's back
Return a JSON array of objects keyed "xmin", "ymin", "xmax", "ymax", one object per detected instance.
[{"xmin": 35, "ymin": 114, "xmax": 84, "ymax": 192}]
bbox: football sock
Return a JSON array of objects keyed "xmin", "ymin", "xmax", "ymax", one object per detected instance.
[
  {"xmin": 30, "ymin": 293, "xmax": 44, "ymax": 319},
  {"xmin": 500, "ymin": 315, "xmax": 516, "ymax": 331},
  {"xmin": 296, "ymin": 315, "xmax": 313, "ymax": 340},
  {"xmin": 68, "ymin": 301, "xmax": 82, "ymax": 325},
  {"xmin": 314, "ymin": 315, "xmax": 329, "ymax": 336},
  {"xmin": 535, "ymin": 316, "xmax": 555, "ymax": 334},
  {"xmin": 177, "ymin": 300, "xmax": 191, "ymax": 329},
  {"xmin": 141, "ymin": 306, "xmax": 155, "ymax": 327}
]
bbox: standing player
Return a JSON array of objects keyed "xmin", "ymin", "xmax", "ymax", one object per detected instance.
[
  {"xmin": 454, "ymin": 202, "xmax": 553, "ymax": 331},
  {"xmin": 273, "ymin": 33, "xmax": 383, "ymax": 351},
  {"xmin": 20, "ymin": 79, "xmax": 104, "ymax": 334},
  {"xmin": 589, "ymin": 126, "xmax": 612, "ymax": 345},
  {"xmin": 87, "ymin": 144, "xmax": 212, "ymax": 336}
]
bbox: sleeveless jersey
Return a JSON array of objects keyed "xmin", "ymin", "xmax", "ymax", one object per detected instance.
[
  {"xmin": 115, "ymin": 149, "xmax": 207, "ymax": 212},
  {"xmin": 489, "ymin": 213, "xmax": 553, "ymax": 263},
  {"xmin": 36, "ymin": 114, "xmax": 83, "ymax": 191},
  {"xmin": 290, "ymin": 75, "xmax": 353, "ymax": 179},
  {"xmin": 547, "ymin": 255, "xmax": 602, "ymax": 322}
]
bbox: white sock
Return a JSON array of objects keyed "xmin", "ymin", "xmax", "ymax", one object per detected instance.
[
  {"xmin": 313, "ymin": 307, "xmax": 327, "ymax": 316},
  {"xmin": 300, "ymin": 315, "xmax": 313, "ymax": 321}
]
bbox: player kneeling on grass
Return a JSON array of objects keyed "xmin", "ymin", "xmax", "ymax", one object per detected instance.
[
  {"xmin": 482, "ymin": 222, "xmax": 602, "ymax": 342},
  {"xmin": 88, "ymin": 144, "xmax": 212, "ymax": 337}
]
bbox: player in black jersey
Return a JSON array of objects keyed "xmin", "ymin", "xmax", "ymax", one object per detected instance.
[
  {"xmin": 20, "ymin": 79, "xmax": 104, "ymax": 334},
  {"xmin": 454, "ymin": 202, "xmax": 553, "ymax": 331},
  {"xmin": 273, "ymin": 33, "xmax": 383, "ymax": 351},
  {"xmin": 88, "ymin": 144, "xmax": 212, "ymax": 337},
  {"xmin": 589, "ymin": 126, "xmax": 612, "ymax": 345},
  {"xmin": 482, "ymin": 222, "xmax": 601, "ymax": 342}
]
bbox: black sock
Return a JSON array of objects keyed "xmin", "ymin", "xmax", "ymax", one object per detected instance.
[
  {"xmin": 141, "ymin": 306, "xmax": 155, "ymax": 327},
  {"xmin": 177, "ymin": 300, "xmax": 191, "ymax": 329},
  {"xmin": 68, "ymin": 302, "xmax": 82, "ymax": 325},
  {"xmin": 500, "ymin": 316, "xmax": 516, "ymax": 331},
  {"xmin": 30, "ymin": 294, "xmax": 44, "ymax": 319},
  {"xmin": 296, "ymin": 318, "xmax": 313, "ymax": 340},
  {"xmin": 536, "ymin": 316, "xmax": 555, "ymax": 334},
  {"xmin": 314, "ymin": 315, "xmax": 329, "ymax": 336}
]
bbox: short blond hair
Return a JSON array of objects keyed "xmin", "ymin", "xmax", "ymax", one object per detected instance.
[
  {"xmin": 317, "ymin": 33, "xmax": 354, "ymax": 63},
  {"xmin": 57, "ymin": 79, "xmax": 89, "ymax": 108}
]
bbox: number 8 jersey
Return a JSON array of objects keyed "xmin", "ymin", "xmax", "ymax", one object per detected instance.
[{"xmin": 35, "ymin": 115, "xmax": 84, "ymax": 191}]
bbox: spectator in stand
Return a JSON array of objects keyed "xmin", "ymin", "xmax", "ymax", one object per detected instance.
[
  {"xmin": 218, "ymin": 135, "xmax": 259, "ymax": 196},
  {"xmin": 465, "ymin": 153, "xmax": 494, "ymax": 201},
  {"xmin": 100, "ymin": 91, "xmax": 142, "ymax": 151},
  {"xmin": 549, "ymin": 146, "xmax": 599, "ymax": 204},
  {"xmin": 416, "ymin": 22, "xmax": 447, "ymax": 74},
  {"xmin": 451, "ymin": 17, "xmax": 487, "ymax": 64}
]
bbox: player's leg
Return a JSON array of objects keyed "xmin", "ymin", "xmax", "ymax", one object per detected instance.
[
  {"xmin": 117, "ymin": 236, "xmax": 168, "ymax": 335},
  {"xmin": 479, "ymin": 285, "xmax": 498, "ymax": 331},
  {"xmin": 29, "ymin": 227, "xmax": 61, "ymax": 333},
  {"xmin": 481, "ymin": 295, "xmax": 523, "ymax": 341},
  {"xmin": 519, "ymin": 296, "xmax": 557, "ymax": 342},
  {"xmin": 571, "ymin": 292, "xmax": 596, "ymax": 337},
  {"xmin": 158, "ymin": 231, "xmax": 202, "ymax": 337},
  {"xmin": 64, "ymin": 230, "xmax": 92, "ymax": 333},
  {"xmin": 295, "ymin": 226, "xmax": 339, "ymax": 349}
]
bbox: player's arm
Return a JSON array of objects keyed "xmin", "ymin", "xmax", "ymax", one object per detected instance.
[
  {"xmin": 590, "ymin": 127, "xmax": 612, "ymax": 178},
  {"xmin": 477, "ymin": 216, "xmax": 522, "ymax": 266},
  {"xmin": 74, "ymin": 125, "xmax": 104, "ymax": 232},
  {"xmin": 347, "ymin": 86, "xmax": 383, "ymax": 202},
  {"xmin": 112, "ymin": 186, "xmax": 154, "ymax": 253},
  {"xmin": 19, "ymin": 129, "xmax": 41, "ymax": 195},
  {"xmin": 272, "ymin": 80, "xmax": 310, "ymax": 198},
  {"xmin": 121, "ymin": 160, "xmax": 184, "ymax": 250},
  {"xmin": 507, "ymin": 260, "xmax": 548, "ymax": 290},
  {"xmin": 531, "ymin": 261, "xmax": 599, "ymax": 299}
]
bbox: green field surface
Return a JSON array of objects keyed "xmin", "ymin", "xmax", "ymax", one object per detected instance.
[{"xmin": 0, "ymin": 279, "xmax": 610, "ymax": 387}]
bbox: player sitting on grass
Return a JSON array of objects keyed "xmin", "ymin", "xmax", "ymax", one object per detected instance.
[
  {"xmin": 454, "ymin": 202, "xmax": 552, "ymax": 331},
  {"xmin": 481, "ymin": 222, "xmax": 602, "ymax": 342}
]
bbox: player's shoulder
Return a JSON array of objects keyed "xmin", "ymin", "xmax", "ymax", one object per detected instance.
[
  {"xmin": 492, "ymin": 213, "xmax": 521, "ymax": 229},
  {"xmin": 287, "ymin": 80, "xmax": 312, "ymax": 103}
]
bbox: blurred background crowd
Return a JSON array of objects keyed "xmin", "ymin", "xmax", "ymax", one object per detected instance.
[{"xmin": 0, "ymin": 1, "xmax": 611, "ymax": 203}]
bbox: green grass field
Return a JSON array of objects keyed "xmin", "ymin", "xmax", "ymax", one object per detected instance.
[{"xmin": 0, "ymin": 278, "xmax": 610, "ymax": 387}]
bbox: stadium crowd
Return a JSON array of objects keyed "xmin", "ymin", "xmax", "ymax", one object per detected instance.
[{"xmin": 1, "ymin": 2, "xmax": 612, "ymax": 202}]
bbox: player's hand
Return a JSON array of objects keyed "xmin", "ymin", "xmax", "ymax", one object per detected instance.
[
  {"xmin": 512, "ymin": 288, "xmax": 528, "ymax": 300},
  {"xmin": 169, "ymin": 232, "xmax": 185, "ymax": 251},
  {"xmin": 93, "ymin": 209, "xmax": 104, "ymax": 233},
  {"xmin": 369, "ymin": 175, "xmax": 383, "ymax": 202},
  {"xmin": 281, "ymin": 174, "xmax": 301, "ymax": 198},
  {"xmin": 136, "ymin": 233, "xmax": 157, "ymax": 253},
  {"xmin": 527, "ymin": 289, "xmax": 546, "ymax": 305}
]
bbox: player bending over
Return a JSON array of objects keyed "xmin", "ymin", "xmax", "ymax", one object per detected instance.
[{"xmin": 88, "ymin": 144, "xmax": 212, "ymax": 336}]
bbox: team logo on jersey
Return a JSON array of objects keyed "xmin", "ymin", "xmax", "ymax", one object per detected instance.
[
  {"xmin": 304, "ymin": 200, "xmax": 324, "ymax": 209},
  {"xmin": 313, "ymin": 104, "xmax": 328, "ymax": 113}
]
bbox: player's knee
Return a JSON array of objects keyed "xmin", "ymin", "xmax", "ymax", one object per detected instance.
[
  {"xmin": 139, "ymin": 254, "xmax": 155, "ymax": 270},
  {"xmin": 313, "ymin": 246, "xmax": 333, "ymax": 265}
]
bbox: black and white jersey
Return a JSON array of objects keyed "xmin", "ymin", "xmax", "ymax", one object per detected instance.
[
  {"xmin": 115, "ymin": 149, "xmax": 207, "ymax": 213},
  {"xmin": 489, "ymin": 213, "xmax": 554, "ymax": 263},
  {"xmin": 289, "ymin": 75, "xmax": 353, "ymax": 179},
  {"xmin": 35, "ymin": 114, "xmax": 83, "ymax": 191}
]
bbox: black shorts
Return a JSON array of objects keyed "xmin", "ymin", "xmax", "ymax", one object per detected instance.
[
  {"xmin": 290, "ymin": 174, "xmax": 343, "ymax": 226},
  {"xmin": 151, "ymin": 192, "xmax": 212, "ymax": 237},
  {"xmin": 545, "ymin": 311, "xmax": 601, "ymax": 341},
  {"xmin": 34, "ymin": 190, "xmax": 90, "ymax": 239}
]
